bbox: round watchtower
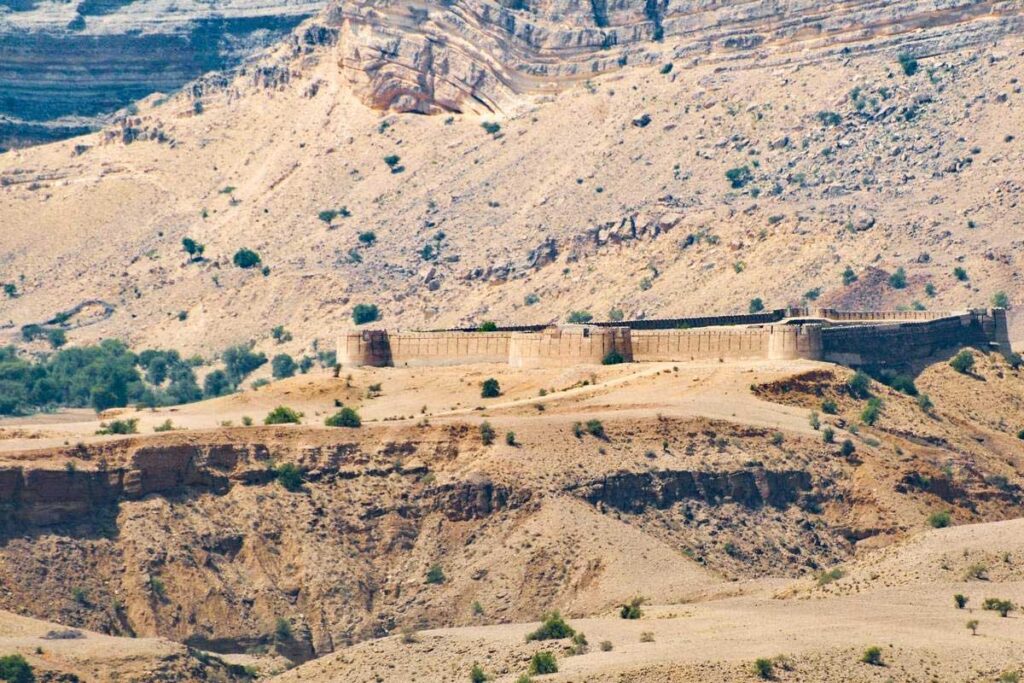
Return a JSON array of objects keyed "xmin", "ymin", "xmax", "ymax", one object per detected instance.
[
  {"xmin": 337, "ymin": 330, "xmax": 392, "ymax": 367},
  {"xmin": 767, "ymin": 324, "xmax": 823, "ymax": 361}
]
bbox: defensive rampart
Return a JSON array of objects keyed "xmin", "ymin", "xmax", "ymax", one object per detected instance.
[{"xmin": 338, "ymin": 309, "xmax": 1011, "ymax": 369}]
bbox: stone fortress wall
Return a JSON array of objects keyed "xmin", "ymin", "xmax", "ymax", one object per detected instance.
[{"xmin": 338, "ymin": 308, "xmax": 1013, "ymax": 369}]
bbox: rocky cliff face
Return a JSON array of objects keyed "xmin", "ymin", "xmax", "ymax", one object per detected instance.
[
  {"xmin": 0, "ymin": 0, "xmax": 322, "ymax": 149},
  {"xmin": 327, "ymin": 0, "xmax": 1024, "ymax": 114}
]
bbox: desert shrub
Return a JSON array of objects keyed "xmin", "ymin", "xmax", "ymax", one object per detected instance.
[
  {"xmin": 842, "ymin": 266, "xmax": 858, "ymax": 286},
  {"xmin": 271, "ymin": 326, "xmax": 292, "ymax": 343},
  {"xmin": 620, "ymin": 597, "xmax": 644, "ymax": 619},
  {"xmin": 753, "ymin": 658, "xmax": 774, "ymax": 680},
  {"xmin": 526, "ymin": 611, "xmax": 575, "ymax": 641},
  {"xmin": 567, "ymin": 310, "xmax": 593, "ymax": 324},
  {"xmin": 950, "ymin": 350, "xmax": 974, "ymax": 374},
  {"xmin": 569, "ymin": 632, "xmax": 589, "ymax": 655},
  {"xmin": 505, "ymin": 431, "xmax": 516, "ymax": 446},
  {"xmin": 572, "ymin": 421, "xmax": 584, "ymax": 438},
  {"xmin": 821, "ymin": 399, "xmax": 838, "ymax": 414},
  {"xmin": 425, "ymin": 564, "xmax": 445, "ymax": 584},
  {"xmin": 847, "ymin": 370, "xmax": 872, "ymax": 398},
  {"xmin": 524, "ymin": 293, "xmax": 540, "ymax": 306},
  {"xmin": 470, "ymin": 663, "xmax": 487, "ymax": 683},
  {"xmin": 954, "ymin": 594, "xmax": 968, "ymax": 609},
  {"xmin": 964, "ymin": 562, "xmax": 988, "ymax": 580},
  {"xmin": 479, "ymin": 421, "xmax": 495, "ymax": 445},
  {"xmin": 898, "ymin": 52, "xmax": 918, "ymax": 76},
  {"xmin": 529, "ymin": 652, "xmax": 557, "ymax": 675},
  {"xmin": 967, "ymin": 619, "xmax": 979, "ymax": 635},
  {"xmin": 809, "ymin": 411, "xmax": 821, "ymax": 430},
  {"xmin": 317, "ymin": 210, "xmax": 338, "ymax": 224},
  {"xmin": 481, "ymin": 378, "xmax": 501, "ymax": 398},
  {"xmin": 953, "ymin": 266, "xmax": 968, "ymax": 281},
  {"xmin": 770, "ymin": 431, "xmax": 784, "ymax": 446},
  {"xmin": 602, "ymin": 349, "xmax": 625, "ymax": 365},
  {"xmin": 822, "ymin": 427, "xmax": 835, "ymax": 444},
  {"xmin": 481, "ymin": 121, "xmax": 501, "ymax": 135},
  {"xmin": 748, "ymin": 298, "xmax": 765, "ymax": 313},
  {"xmin": 514, "ymin": 676, "xmax": 532, "ymax": 683},
  {"xmin": 0, "ymin": 654, "xmax": 34, "ymax": 683},
  {"xmin": 998, "ymin": 671, "xmax": 1020, "ymax": 683},
  {"xmin": 659, "ymin": 62, "xmax": 673, "ymax": 74},
  {"xmin": 352, "ymin": 303, "xmax": 380, "ymax": 325},
  {"xmin": 861, "ymin": 397, "xmax": 883, "ymax": 426},
  {"xmin": 983, "ymin": 597, "xmax": 1014, "ymax": 617},
  {"xmin": 232, "ymin": 249, "xmax": 261, "ymax": 269},
  {"xmin": 817, "ymin": 568, "xmax": 844, "ymax": 586},
  {"xmin": 47, "ymin": 329, "xmax": 66, "ymax": 348},
  {"xmin": 325, "ymin": 407, "xmax": 361, "ymax": 428},
  {"xmin": 182, "ymin": 237, "xmax": 205, "ymax": 261},
  {"xmin": 2, "ymin": 283, "xmax": 16, "ymax": 298},
  {"xmin": 725, "ymin": 166, "xmax": 753, "ymax": 189},
  {"xmin": 992, "ymin": 291, "xmax": 1010, "ymax": 308},
  {"xmin": 264, "ymin": 406, "xmax": 302, "ymax": 425},
  {"xmin": 585, "ymin": 419, "xmax": 605, "ymax": 439},
  {"xmin": 888, "ymin": 267, "xmax": 907, "ymax": 289},
  {"xmin": 861, "ymin": 646, "xmax": 883, "ymax": 666},
  {"xmin": 912, "ymin": 393, "xmax": 933, "ymax": 413},
  {"xmin": 96, "ymin": 418, "xmax": 138, "ymax": 435},
  {"xmin": 274, "ymin": 617, "xmax": 292, "ymax": 641},
  {"xmin": 275, "ymin": 463, "xmax": 304, "ymax": 491},
  {"xmin": 271, "ymin": 354, "xmax": 296, "ymax": 379},
  {"xmin": 639, "ymin": 631, "xmax": 655, "ymax": 642},
  {"xmin": 840, "ymin": 439, "xmax": 855, "ymax": 457},
  {"xmin": 153, "ymin": 419, "xmax": 175, "ymax": 432},
  {"xmin": 358, "ymin": 231, "xmax": 376, "ymax": 246},
  {"xmin": 928, "ymin": 510, "xmax": 951, "ymax": 528},
  {"xmin": 478, "ymin": 321, "xmax": 498, "ymax": 332},
  {"xmin": 608, "ymin": 308, "xmax": 625, "ymax": 321},
  {"xmin": 242, "ymin": 416, "xmax": 253, "ymax": 426},
  {"xmin": 384, "ymin": 154, "xmax": 401, "ymax": 167},
  {"xmin": 1018, "ymin": 428, "xmax": 1024, "ymax": 440},
  {"xmin": 888, "ymin": 374, "xmax": 917, "ymax": 395},
  {"xmin": 600, "ymin": 640, "xmax": 613, "ymax": 652}
]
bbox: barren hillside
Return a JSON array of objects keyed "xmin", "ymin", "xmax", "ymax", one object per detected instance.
[{"xmin": 1, "ymin": 1, "xmax": 1022, "ymax": 362}]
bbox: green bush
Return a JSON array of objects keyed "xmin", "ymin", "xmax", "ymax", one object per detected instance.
[
  {"xmin": 352, "ymin": 304, "xmax": 380, "ymax": 325},
  {"xmin": 619, "ymin": 597, "xmax": 643, "ymax": 619},
  {"xmin": 2, "ymin": 283, "xmax": 17, "ymax": 298},
  {"xmin": 96, "ymin": 418, "xmax": 138, "ymax": 435},
  {"xmin": 275, "ymin": 463, "xmax": 304, "ymax": 491},
  {"xmin": 889, "ymin": 374, "xmax": 917, "ymax": 396},
  {"xmin": 567, "ymin": 310, "xmax": 593, "ymax": 324},
  {"xmin": 526, "ymin": 611, "xmax": 575, "ymax": 641},
  {"xmin": 953, "ymin": 266, "xmax": 968, "ymax": 281},
  {"xmin": 861, "ymin": 397, "xmax": 883, "ymax": 426},
  {"xmin": 425, "ymin": 564, "xmax": 445, "ymax": 584},
  {"xmin": 861, "ymin": 646, "xmax": 883, "ymax": 666},
  {"xmin": 753, "ymin": 658, "xmax": 774, "ymax": 680},
  {"xmin": 470, "ymin": 663, "xmax": 487, "ymax": 683},
  {"xmin": 748, "ymin": 298, "xmax": 765, "ymax": 314},
  {"xmin": 888, "ymin": 267, "xmax": 907, "ymax": 289},
  {"xmin": 505, "ymin": 431, "xmax": 516, "ymax": 446},
  {"xmin": 898, "ymin": 53, "xmax": 918, "ymax": 76},
  {"xmin": 358, "ymin": 231, "xmax": 376, "ymax": 246},
  {"xmin": 477, "ymin": 321, "xmax": 498, "ymax": 332},
  {"xmin": 917, "ymin": 394, "xmax": 933, "ymax": 413},
  {"xmin": 1018, "ymin": 428, "xmax": 1024, "ymax": 440},
  {"xmin": 481, "ymin": 121, "xmax": 501, "ymax": 135},
  {"xmin": 203, "ymin": 370, "xmax": 231, "ymax": 398},
  {"xmin": 602, "ymin": 350, "xmax": 624, "ymax": 365},
  {"xmin": 0, "ymin": 654, "xmax": 34, "ymax": 683},
  {"xmin": 954, "ymin": 594, "xmax": 968, "ymax": 609},
  {"xmin": 481, "ymin": 378, "xmax": 501, "ymax": 398},
  {"xmin": 480, "ymin": 421, "xmax": 495, "ymax": 445},
  {"xmin": 821, "ymin": 399, "xmax": 838, "ymax": 414},
  {"xmin": 271, "ymin": 354, "xmax": 296, "ymax": 379},
  {"xmin": 993, "ymin": 291, "xmax": 1010, "ymax": 308},
  {"xmin": 275, "ymin": 617, "xmax": 292, "ymax": 641},
  {"xmin": 264, "ymin": 406, "xmax": 302, "ymax": 425},
  {"xmin": 840, "ymin": 439, "xmax": 855, "ymax": 457},
  {"xmin": 950, "ymin": 350, "xmax": 974, "ymax": 374},
  {"xmin": 725, "ymin": 166, "xmax": 753, "ymax": 189},
  {"xmin": 528, "ymin": 652, "xmax": 557, "ymax": 675},
  {"xmin": 846, "ymin": 370, "xmax": 872, "ymax": 398},
  {"xmin": 842, "ymin": 266, "xmax": 858, "ymax": 286},
  {"xmin": 983, "ymin": 598, "xmax": 1014, "ymax": 617},
  {"xmin": 822, "ymin": 427, "xmax": 835, "ymax": 444},
  {"xmin": 222, "ymin": 344, "xmax": 267, "ymax": 385},
  {"xmin": 232, "ymin": 249, "xmax": 261, "ymax": 269},
  {"xmin": 585, "ymin": 419, "xmax": 605, "ymax": 439},
  {"xmin": 928, "ymin": 510, "xmax": 951, "ymax": 528},
  {"xmin": 325, "ymin": 407, "xmax": 361, "ymax": 428}
]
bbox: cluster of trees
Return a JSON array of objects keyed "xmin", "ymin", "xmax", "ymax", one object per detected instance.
[{"xmin": 0, "ymin": 341, "xmax": 271, "ymax": 416}]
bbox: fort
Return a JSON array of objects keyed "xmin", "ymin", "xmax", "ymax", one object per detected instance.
[{"xmin": 338, "ymin": 308, "xmax": 1014, "ymax": 369}]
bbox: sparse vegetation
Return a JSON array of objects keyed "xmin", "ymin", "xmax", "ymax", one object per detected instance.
[
  {"xmin": 619, "ymin": 597, "xmax": 644, "ymax": 619},
  {"xmin": 639, "ymin": 631, "xmax": 655, "ymax": 643},
  {"xmin": 470, "ymin": 663, "xmax": 488, "ymax": 683},
  {"xmin": 888, "ymin": 267, "xmax": 907, "ymax": 289},
  {"xmin": 274, "ymin": 463, "xmax": 304, "ymax": 491},
  {"xmin": 840, "ymin": 439, "xmax": 855, "ymax": 457},
  {"xmin": 600, "ymin": 640, "xmax": 613, "ymax": 652},
  {"xmin": 271, "ymin": 353, "xmax": 296, "ymax": 379},
  {"xmin": 602, "ymin": 349, "xmax": 624, "ymax": 365},
  {"xmin": 725, "ymin": 166, "xmax": 753, "ymax": 189},
  {"xmin": 567, "ymin": 310, "xmax": 593, "ymax": 324},
  {"xmin": 983, "ymin": 597, "xmax": 1014, "ymax": 617},
  {"xmin": 817, "ymin": 568, "xmax": 844, "ymax": 586},
  {"xmin": 898, "ymin": 52, "xmax": 919, "ymax": 76},
  {"xmin": 861, "ymin": 398, "xmax": 883, "ymax": 426},
  {"xmin": 95, "ymin": 418, "xmax": 139, "ymax": 435},
  {"xmin": 232, "ymin": 248, "xmax": 261, "ymax": 269},
  {"xmin": 0, "ymin": 654, "xmax": 34, "ymax": 683},
  {"xmin": 928, "ymin": 510, "xmax": 951, "ymax": 528},
  {"xmin": 967, "ymin": 619, "xmax": 979, "ymax": 635},
  {"xmin": 753, "ymin": 657, "xmax": 774, "ymax": 680},
  {"xmin": 585, "ymin": 419, "xmax": 605, "ymax": 439},
  {"xmin": 822, "ymin": 427, "xmax": 835, "ymax": 444},
  {"xmin": 480, "ymin": 421, "xmax": 495, "ymax": 445},
  {"xmin": 821, "ymin": 399, "xmax": 838, "ymax": 414},
  {"xmin": 842, "ymin": 266, "xmax": 858, "ymax": 286},
  {"xmin": 847, "ymin": 370, "xmax": 872, "ymax": 398},
  {"xmin": 809, "ymin": 411, "xmax": 821, "ymax": 430},
  {"xmin": 748, "ymin": 297, "xmax": 765, "ymax": 313},
  {"xmin": 954, "ymin": 594, "xmax": 968, "ymax": 609},
  {"xmin": 953, "ymin": 266, "xmax": 968, "ymax": 281},
  {"xmin": 274, "ymin": 617, "xmax": 292, "ymax": 641},
  {"xmin": 425, "ymin": 564, "xmax": 445, "ymax": 584},
  {"xmin": 992, "ymin": 291, "xmax": 1010, "ymax": 308}
]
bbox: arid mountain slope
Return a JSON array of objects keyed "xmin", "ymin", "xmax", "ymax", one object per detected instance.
[{"xmin": 1, "ymin": 8, "xmax": 1023, "ymax": 359}]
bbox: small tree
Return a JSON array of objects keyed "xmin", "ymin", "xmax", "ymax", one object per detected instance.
[
  {"xmin": 749, "ymin": 297, "xmax": 765, "ymax": 313},
  {"xmin": 325, "ymin": 407, "xmax": 361, "ymax": 428},
  {"xmin": 966, "ymin": 619, "xmax": 979, "ymax": 635},
  {"xmin": 358, "ymin": 231, "xmax": 376, "ymax": 246},
  {"xmin": 809, "ymin": 411, "xmax": 821, "ymax": 430},
  {"xmin": 526, "ymin": 611, "xmax": 575, "ymax": 641},
  {"xmin": 846, "ymin": 370, "xmax": 872, "ymax": 398},
  {"xmin": 950, "ymin": 350, "xmax": 974, "ymax": 374},
  {"xmin": 264, "ymin": 406, "xmax": 302, "ymax": 425},
  {"xmin": 861, "ymin": 646, "xmax": 883, "ymax": 666},
  {"xmin": 861, "ymin": 397, "xmax": 882, "ymax": 426},
  {"xmin": 182, "ymin": 237, "xmax": 205, "ymax": 261},
  {"xmin": 232, "ymin": 248, "xmax": 261, "ymax": 269},
  {"xmin": 888, "ymin": 267, "xmax": 907, "ymax": 289},
  {"xmin": 480, "ymin": 421, "xmax": 495, "ymax": 445},
  {"xmin": 842, "ymin": 266, "xmax": 858, "ymax": 286},
  {"xmin": 602, "ymin": 349, "xmax": 625, "ymax": 365},
  {"xmin": 953, "ymin": 266, "xmax": 968, "ymax": 281},
  {"xmin": 917, "ymin": 393, "xmax": 934, "ymax": 413},
  {"xmin": 505, "ymin": 431, "xmax": 516, "ymax": 446},
  {"xmin": 954, "ymin": 594, "xmax": 968, "ymax": 609},
  {"xmin": 481, "ymin": 378, "xmax": 501, "ymax": 398},
  {"xmin": 352, "ymin": 303, "xmax": 380, "ymax": 325},
  {"xmin": 2, "ymin": 283, "xmax": 16, "ymax": 298},
  {"xmin": 0, "ymin": 654, "xmax": 34, "ymax": 683},
  {"xmin": 272, "ymin": 353, "xmax": 297, "ymax": 379},
  {"xmin": 983, "ymin": 597, "xmax": 1015, "ymax": 617}
]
